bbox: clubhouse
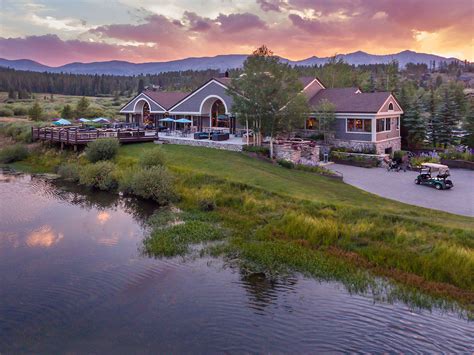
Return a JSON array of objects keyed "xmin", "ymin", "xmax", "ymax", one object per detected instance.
[{"xmin": 120, "ymin": 74, "xmax": 403, "ymax": 154}]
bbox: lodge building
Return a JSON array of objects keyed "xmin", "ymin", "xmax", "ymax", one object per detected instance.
[{"xmin": 120, "ymin": 75, "xmax": 403, "ymax": 154}]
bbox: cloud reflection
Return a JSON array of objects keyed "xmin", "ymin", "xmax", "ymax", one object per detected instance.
[
  {"xmin": 97, "ymin": 211, "xmax": 111, "ymax": 225},
  {"xmin": 26, "ymin": 226, "xmax": 64, "ymax": 248}
]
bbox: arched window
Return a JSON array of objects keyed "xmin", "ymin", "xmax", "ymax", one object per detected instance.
[{"xmin": 388, "ymin": 102, "xmax": 394, "ymax": 111}]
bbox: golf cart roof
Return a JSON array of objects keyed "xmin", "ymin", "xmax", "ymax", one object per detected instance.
[{"xmin": 421, "ymin": 163, "xmax": 449, "ymax": 170}]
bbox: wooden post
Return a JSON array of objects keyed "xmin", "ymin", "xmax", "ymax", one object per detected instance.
[
  {"xmin": 50, "ymin": 128, "xmax": 53, "ymax": 142},
  {"xmin": 75, "ymin": 130, "xmax": 78, "ymax": 145},
  {"xmin": 66, "ymin": 129, "xmax": 69, "ymax": 144}
]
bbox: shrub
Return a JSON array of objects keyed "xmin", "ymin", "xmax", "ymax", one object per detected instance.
[
  {"xmin": 277, "ymin": 159, "xmax": 295, "ymax": 169},
  {"xmin": 0, "ymin": 122, "xmax": 33, "ymax": 143},
  {"xmin": 79, "ymin": 161, "xmax": 117, "ymax": 190},
  {"xmin": 84, "ymin": 138, "xmax": 119, "ymax": 162},
  {"xmin": 139, "ymin": 146, "xmax": 166, "ymax": 168},
  {"xmin": 57, "ymin": 163, "xmax": 80, "ymax": 182},
  {"xmin": 410, "ymin": 156, "xmax": 440, "ymax": 167},
  {"xmin": 393, "ymin": 150, "xmax": 408, "ymax": 161},
  {"xmin": 243, "ymin": 145, "xmax": 270, "ymax": 157},
  {"xmin": 13, "ymin": 107, "xmax": 28, "ymax": 116},
  {"xmin": 0, "ymin": 108, "xmax": 14, "ymax": 117},
  {"xmin": 121, "ymin": 166, "xmax": 176, "ymax": 205},
  {"xmin": 0, "ymin": 144, "xmax": 29, "ymax": 163},
  {"xmin": 294, "ymin": 164, "xmax": 336, "ymax": 176}
]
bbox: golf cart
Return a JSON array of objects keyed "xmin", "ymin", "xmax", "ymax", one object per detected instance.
[{"xmin": 414, "ymin": 163, "xmax": 453, "ymax": 190}]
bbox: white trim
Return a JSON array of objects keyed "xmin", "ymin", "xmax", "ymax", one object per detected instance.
[
  {"xmin": 334, "ymin": 113, "xmax": 377, "ymax": 118},
  {"xmin": 169, "ymin": 79, "xmax": 229, "ymax": 112},
  {"xmin": 377, "ymin": 94, "xmax": 404, "ymax": 114},
  {"xmin": 344, "ymin": 118, "xmax": 373, "ymax": 134},
  {"xmin": 302, "ymin": 78, "xmax": 326, "ymax": 91},
  {"xmin": 120, "ymin": 92, "xmax": 166, "ymax": 113},
  {"xmin": 375, "ymin": 137, "xmax": 401, "ymax": 143},
  {"xmin": 199, "ymin": 95, "xmax": 229, "ymax": 114},
  {"xmin": 375, "ymin": 112, "xmax": 402, "ymax": 117}
]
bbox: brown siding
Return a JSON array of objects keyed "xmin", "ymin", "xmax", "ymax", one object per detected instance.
[
  {"xmin": 376, "ymin": 117, "xmax": 400, "ymax": 141},
  {"xmin": 303, "ymin": 80, "xmax": 324, "ymax": 100}
]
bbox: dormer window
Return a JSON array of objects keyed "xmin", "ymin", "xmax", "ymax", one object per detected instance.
[{"xmin": 388, "ymin": 102, "xmax": 394, "ymax": 111}]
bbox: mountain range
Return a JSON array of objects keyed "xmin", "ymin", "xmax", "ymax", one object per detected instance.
[{"xmin": 0, "ymin": 50, "xmax": 460, "ymax": 76}]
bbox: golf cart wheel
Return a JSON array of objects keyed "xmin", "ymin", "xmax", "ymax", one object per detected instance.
[
  {"xmin": 434, "ymin": 183, "xmax": 443, "ymax": 190},
  {"xmin": 415, "ymin": 178, "xmax": 420, "ymax": 184}
]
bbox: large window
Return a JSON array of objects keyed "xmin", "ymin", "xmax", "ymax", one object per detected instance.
[
  {"xmin": 347, "ymin": 119, "xmax": 371, "ymax": 133},
  {"xmin": 306, "ymin": 117, "xmax": 319, "ymax": 130},
  {"xmin": 377, "ymin": 118, "xmax": 393, "ymax": 132}
]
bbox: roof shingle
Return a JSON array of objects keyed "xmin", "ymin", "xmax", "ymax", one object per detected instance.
[
  {"xmin": 143, "ymin": 90, "xmax": 190, "ymax": 110},
  {"xmin": 309, "ymin": 88, "xmax": 391, "ymax": 113}
]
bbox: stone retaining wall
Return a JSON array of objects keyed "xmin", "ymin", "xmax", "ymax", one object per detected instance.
[
  {"xmin": 274, "ymin": 142, "xmax": 320, "ymax": 165},
  {"xmin": 156, "ymin": 138, "xmax": 243, "ymax": 152}
]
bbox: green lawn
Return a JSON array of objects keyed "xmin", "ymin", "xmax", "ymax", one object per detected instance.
[{"xmin": 119, "ymin": 143, "xmax": 472, "ymax": 229}]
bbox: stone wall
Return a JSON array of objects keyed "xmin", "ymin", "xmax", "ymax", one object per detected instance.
[
  {"xmin": 330, "ymin": 139, "xmax": 376, "ymax": 153},
  {"xmin": 274, "ymin": 142, "xmax": 320, "ymax": 165},
  {"xmin": 374, "ymin": 138, "xmax": 401, "ymax": 154},
  {"xmin": 156, "ymin": 138, "xmax": 243, "ymax": 152}
]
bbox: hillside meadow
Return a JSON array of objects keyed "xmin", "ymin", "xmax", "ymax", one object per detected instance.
[{"xmin": 0, "ymin": 92, "xmax": 131, "ymax": 120}]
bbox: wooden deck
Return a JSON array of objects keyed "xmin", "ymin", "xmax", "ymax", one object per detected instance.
[{"xmin": 32, "ymin": 127, "xmax": 156, "ymax": 146}]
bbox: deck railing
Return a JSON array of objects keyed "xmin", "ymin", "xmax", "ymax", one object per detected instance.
[{"xmin": 32, "ymin": 127, "xmax": 155, "ymax": 145}]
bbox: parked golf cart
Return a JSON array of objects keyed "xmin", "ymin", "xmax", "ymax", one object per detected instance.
[{"xmin": 414, "ymin": 163, "xmax": 454, "ymax": 190}]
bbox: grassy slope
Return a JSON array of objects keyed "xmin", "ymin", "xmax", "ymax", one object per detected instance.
[{"xmin": 120, "ymin": 143, "xmax": 472, "ymax": 229}]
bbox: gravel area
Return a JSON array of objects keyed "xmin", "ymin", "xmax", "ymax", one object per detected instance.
[{"xmin": 327, "ymin": 164, "xmax": 474, "ymax": 217}]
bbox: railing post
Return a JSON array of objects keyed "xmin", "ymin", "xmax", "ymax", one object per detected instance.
[{"xmin": 66, "ymin": 129, "xmax": 69, "ymax": 144}]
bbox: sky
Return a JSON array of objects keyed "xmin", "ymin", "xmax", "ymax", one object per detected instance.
[{"xmin": 0, "ymin": 0, "xmax": 472, "ymax": 66}]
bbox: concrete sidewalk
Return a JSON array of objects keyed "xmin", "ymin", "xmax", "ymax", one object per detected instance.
[{"xmin": 327, "ymin": 164, "xmax": 474, "ymax": 217}]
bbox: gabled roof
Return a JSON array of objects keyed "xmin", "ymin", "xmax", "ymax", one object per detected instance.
[
  {"xmin": 309, "ymin": 88, "xmax": 392, "ymax": 113},
  {"xmin": 142, "ymin": 90, "xmax": 190, "ymax": 111}
]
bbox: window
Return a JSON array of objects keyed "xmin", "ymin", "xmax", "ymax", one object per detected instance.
[
  {"xmin": 388, "ymin": 102, "xmax": 394, "ymax": 111},
  {"xmin": 396, "ymin": 117, "xmax": 400, "ymax": 130},
  {"xmin": 306, "ymin": 117, "xmax": 319, "ymax": 130},
  {"xmin": 376, "ymin": 118, "xmax": 385, "ymax": 132},
  {"xmin": 347, "ymin": 119, "xmax": 371, "ymax": 133},
  {"xmin": 377, "ymin": 118, "xmax": 393, "ymax": 132}
]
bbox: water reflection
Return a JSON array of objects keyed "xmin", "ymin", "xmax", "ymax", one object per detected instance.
[
  {"xmin": 26, "ymin": 225, "xmax": 64, "ymax": 248},
  {"xmin": 0, "ymin": 171, "xmax": 472, "ymax": 353}
]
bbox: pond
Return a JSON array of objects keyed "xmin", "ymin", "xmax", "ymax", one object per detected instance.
[{"xmin": 0, "ymin": 171, "xmax": 472, "ymax": 353}]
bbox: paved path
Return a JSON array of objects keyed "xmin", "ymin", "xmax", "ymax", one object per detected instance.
[{"xmin": 327, "ymin": 164, "xmax": 474, "ymax": 217}]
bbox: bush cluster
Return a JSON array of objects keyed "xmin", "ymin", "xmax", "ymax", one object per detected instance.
[
  {"xmin": 243, "ymin": 145, "xmax": 270, "ymax": 157},
  {"xmin": 0, "ymin": 144, "xmax": 29, "ymax": 163},
  {"xmin": 120, "ymin": 166, "xmax": 176, "ymax": 205},
  {"xmin": 79, "ymin": 161, "xmax": 117, "ymax": 190},
  {"xmin": 0, "ymin": 108, "xmax": 14, "ymax": 117},
  {"xmin": 57, "ymin": 163, "xmax": 80, "ymax": 182},
  {"xmin": 276, "ymin": 159, "xmax": 295, "ymax": 169},
  {"xmin": 84, "ymin": 138, "xmax": 120, "ymax": 163}
]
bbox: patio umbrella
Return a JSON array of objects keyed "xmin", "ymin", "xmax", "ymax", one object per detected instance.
[
  {"xmin": 53, "ymin": 118, "xmax": 72, "ymax": 126},
  {"xmin": 174, "ymin": 118, "xmax": 192, "ymax": 123},
  {"xmin": 158, "ymin": 118, "xmax": 175, "ymax": 122},
  {"xmin": 92, "ymin": 117, "xmax": 110, "ymax": 123},
  {"xmin": 78, "ymin": 118, "xmax": 91, "ymax": 123}
]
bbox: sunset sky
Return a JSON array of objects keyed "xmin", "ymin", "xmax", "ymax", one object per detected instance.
[{"xmin": 0, "ymin": 0, "xmax": 472, "ymax": 66}]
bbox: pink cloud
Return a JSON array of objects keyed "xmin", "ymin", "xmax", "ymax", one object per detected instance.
[{"xmin": 216, "ymin": 13, "xmax": 267, "ymax": 33}]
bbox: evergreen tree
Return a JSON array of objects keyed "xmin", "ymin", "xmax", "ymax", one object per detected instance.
[
  {"xmin": 61, "ymin": 104, "xmax": 73, "ymax": 119},
  {"xmin": 426, "ymin": 88, "xmax": 441, "ymax": 147},
  {"xmin": 386, "ymin": 60, "xmax": 399, "ymax": 92},
  {"xmin": 403, "ymin": 93, "xmax": 426, "ymax": 148},
  {"xmin": 75, "ymin": 96, "xmax": 90, "ymax": 117},
  {"xmin": 462, "ymin": 102, "xmax": 474, "ymax": 148},
  {"xmin": 436, "ymin": 87, "xmax": 460, "ymax": 147},
  {"xmin": 28, "ymin": 101, "xmax": 43, "ymax": 121},
  {"xmin": 137, "ymin": 78, "xmax": 145, "ymax": 93}
]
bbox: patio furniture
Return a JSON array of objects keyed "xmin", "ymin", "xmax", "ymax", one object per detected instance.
[
  {"xmin": 211, "ymin": 132, "xmax": 230, "ymax": 141},
  {"xmin": 194, "ymin": 132, "xmax": 210, "ymax": 140}
]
